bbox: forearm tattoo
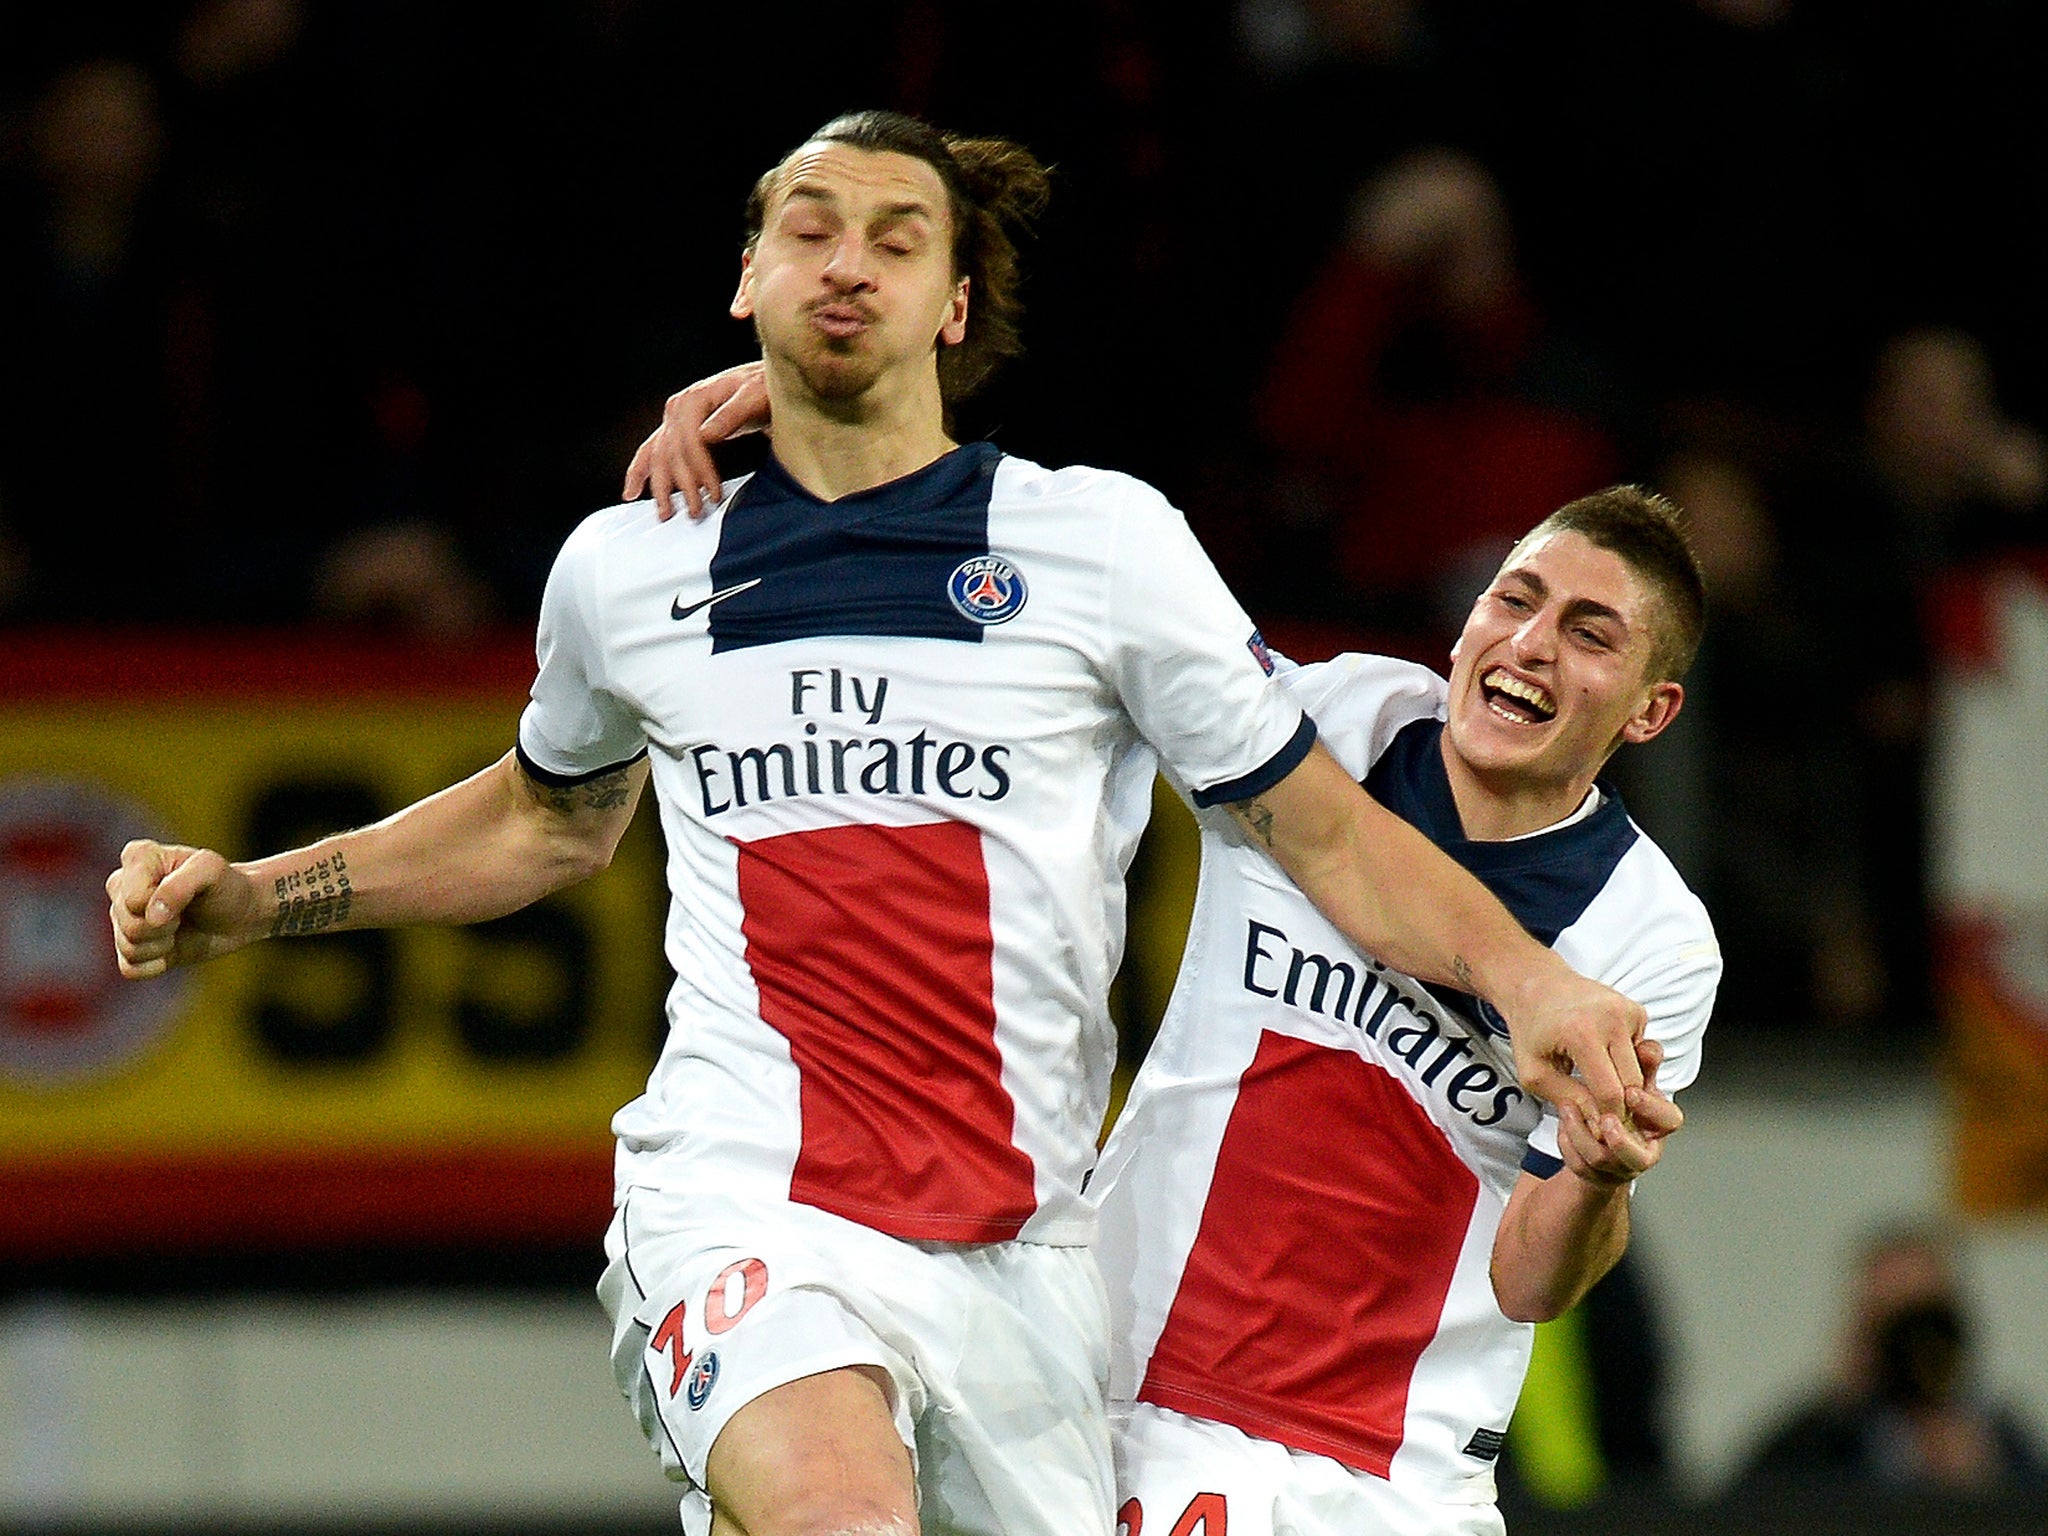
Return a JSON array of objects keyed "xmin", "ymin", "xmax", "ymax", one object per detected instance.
[
  {"xmin": 270, "ymin": 851, "xmax": 354, "ymax": 936},
  {"xmin": 1228, "ymin": 796, "xmax": 1277, "ymax": 849},
  {"xmin": 530, "ymin": 764, "xmax": 635, "ymax": 816}
]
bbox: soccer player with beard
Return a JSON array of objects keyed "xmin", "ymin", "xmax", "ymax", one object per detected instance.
[{"xmin": 108, "ymin": 114, "xmax": 1659, "ymax": 1536}]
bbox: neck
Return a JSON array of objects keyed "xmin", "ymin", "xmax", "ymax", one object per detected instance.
[
  {"xmin": 1439, "ymin": 732, "xmax": 1597, "ymax": 842},
  {"xmin": 763, "ymin": 359, "xmax": 957, "ymax": 502}
]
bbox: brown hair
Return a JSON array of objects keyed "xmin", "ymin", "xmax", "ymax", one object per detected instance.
[
  {"xmin": 744, "ymin": 110, "xmax": 1051, "ymax": 407},
  {"xmin": 1518, "ymin": 485, "xmax": 1708, "ymax": 683}
]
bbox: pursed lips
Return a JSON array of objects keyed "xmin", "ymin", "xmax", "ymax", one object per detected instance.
[{"xmin": 808, "ymin": 301, "xmax": 876, "ymax": 338}]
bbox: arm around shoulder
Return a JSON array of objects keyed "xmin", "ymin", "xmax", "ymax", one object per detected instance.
[{"xmin": 1223, "ymin": 743, "xmax": 1647, "ymax": 1121}]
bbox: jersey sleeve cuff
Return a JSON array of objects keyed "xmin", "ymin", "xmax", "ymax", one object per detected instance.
[
  {"xmin": 1521, "ymin": 1146, "xmax": 1565, "ymax": 1180},
  {"xmin": 514, "ymin": 740, "xmax": 649, "ymax": 788},
  {"xmin": 1191, "ymin": 713, "xmax": 1318, "ymax": 809}
]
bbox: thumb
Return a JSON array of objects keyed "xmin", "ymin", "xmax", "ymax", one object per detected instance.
[
  {"xmin": 1521, "ymin": 1058, "xmax": 1596, "ymax": 1127},
  {"xmin": 116, "ymin": 839, "xmax": 174, "ymax": 914},
  {"xmin": 1635, "ymin": 1034, "xmax": 1666, "ymax": 1095},
  {"xmin": 623, "ymin": 434, "xmax": 654, "ymax": 501},
  {"xmin": 1626, "ymin": 1085, "xmax": 1684, "ymax": 1138},
  {"xmin": 148, "ymin": 847, "xmax": 230, "ymax": 924},
  {"xmin": 701, "ymin": 395, "xmax": 761, "ymax": 442}
]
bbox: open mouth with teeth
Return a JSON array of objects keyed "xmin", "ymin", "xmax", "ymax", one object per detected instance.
[{"xmin": 1481, "ymin": 666, "xmax": 1556, "ymax": 725}]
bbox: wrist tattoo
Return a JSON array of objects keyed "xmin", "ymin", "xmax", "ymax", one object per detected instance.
[
  {"xmin": 270, "ymin": 851, "xmax": 354, "ymax": 937},
  {"xmin": 1452, "ymin": 955, "xmax": 1475, "ymax": 991},
  {"xmin": 1229, "ymin": 797, "xmax": 1277, "ymax": 849}
]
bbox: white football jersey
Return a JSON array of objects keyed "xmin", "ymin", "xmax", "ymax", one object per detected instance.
[
  {"xmin": 1091, "ymin": 653, "xmax": 1719, "ymax": 1500},
  {"xmin": 518, "ymin": 444, "xmax": 1312, "ymax": 1246}
]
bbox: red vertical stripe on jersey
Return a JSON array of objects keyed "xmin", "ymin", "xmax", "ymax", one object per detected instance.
[
  {"xmin": 1139, "ymin": 1030, "xmax": 1479, "ymax": 1476},
  {"xmin": 733, "ymin": 820, "xmax": 1038, "ymax": 1243}
]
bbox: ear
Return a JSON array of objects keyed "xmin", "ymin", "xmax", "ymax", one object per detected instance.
[
  {"xmin": 1621, "ymin": 680, "xmax": 1684, "ymax": 745},
  {"xmin": 730, "ymin": 251, "xmax": 756, "ymax": 321},
  {"xmin": 938, "ymin": 275, "xmax": 969, "ymax": 347}
]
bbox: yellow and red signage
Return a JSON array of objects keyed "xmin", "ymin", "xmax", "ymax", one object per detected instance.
[{"xmin": 0, "ymin": 633, "xmax": 668, "ymax": 1258}]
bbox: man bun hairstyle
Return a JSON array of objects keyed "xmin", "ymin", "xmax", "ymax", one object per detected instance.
[
  {"xmin": 1522, "ymin": 485, "xmax": 1708, "ymax": 683},
  {"xmin": 745, "ymin": 110, "xmax": 1052, "ymax": 407}
]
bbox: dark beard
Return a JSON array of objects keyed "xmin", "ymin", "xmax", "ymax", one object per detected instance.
[{"xmin": 795, "ymin": 336, "xmax": 886, "ymax": 402}]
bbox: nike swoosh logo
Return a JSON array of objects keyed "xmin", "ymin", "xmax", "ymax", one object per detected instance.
[{"xmin": 671, "ymin": 578, "xmax": 762, "ymax": 621}]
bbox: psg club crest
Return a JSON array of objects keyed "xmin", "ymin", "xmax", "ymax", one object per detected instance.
[
  {"xmin": 947, "ymin": 555, "xmax": 1028, "ymax": 625},
  {"xmin": 685, "ymin": 1351, "xmax": 720, "ymax": 1411}
]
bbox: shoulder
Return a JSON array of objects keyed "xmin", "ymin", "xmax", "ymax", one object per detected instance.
[
  {"xmin": 1561, "ymin": 824, "xmax": 1718, "ymax": 981},
  {"xmin": 549, "ymin": 481, "xmax": 748, "ymax": 581},
  {"xmin": 992, "ymin": 455, "xmax": 1176, "ymax": 518},
  {"xmin": 551, "ymin": 497, "xmax": 663, "ymax": 570},
  {"xmin": 1280, "ymin": 653, "xmax": 1446, "ymax": 780},
  {"xmin": 1557, "ymin": 820, "xmax": 1720, "ymax": 1081},
  {"xmin": 1280, "ymin": 652, "xmax": 1446, "ymax": 719},
  {"xmin": 1606, "ymin": 824, "xmax": 1717, "ymax": 951},
  {"xmin": 566, "ymin": 482, "xmax": 754, "ymax": 550}
]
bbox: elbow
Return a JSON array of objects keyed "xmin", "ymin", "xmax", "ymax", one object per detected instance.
[
  {"xmin": 1490, "ymin": 1255, "xmax": 1569, "ymax": 1324},
  {"xmin": 568, "ymin": 839, "xmax": 618, "ymax": 885},
  {"xmin": 564, "ymin": 847, "xmax": 612, "ymax": 887},
  {"xmin": 543, "ymin": 833, "xmax": 616, "ymax": 892},
  {"xmin": 1497, "ymin": 1288, "xmax": 1568, "ymax": 1326}
]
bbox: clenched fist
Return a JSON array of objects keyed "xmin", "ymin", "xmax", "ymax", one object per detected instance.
[{"xmin": 105, "ymin": 839, "xmax": 262, "ymax": 979}]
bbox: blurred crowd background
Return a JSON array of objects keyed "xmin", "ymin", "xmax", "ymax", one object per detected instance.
[
  {"xmin": 4, "ymin": 0, "xmax": 2048, "ymax": 1521},
  {"xmin": 7, "ymin": 0, "xmax": 2045, "ymax": 1058}
]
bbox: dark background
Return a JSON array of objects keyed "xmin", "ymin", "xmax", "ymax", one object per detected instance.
[{"xmin": 6, "ymin": 0, "xmax": 2043, "ymax": 1059}]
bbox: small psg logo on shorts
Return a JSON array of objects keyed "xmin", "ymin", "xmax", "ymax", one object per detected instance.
[
  {"xmin": 947, "ymin": 555, "xmax": 1028, "ymax": 625},
  {"xmin": 685, "ymin": 1351, "xmax": 720, "ymax": 1411},
  {"xmin": 1475, "ymin": 997, "xmax": 1511, "ymax": 1040}
]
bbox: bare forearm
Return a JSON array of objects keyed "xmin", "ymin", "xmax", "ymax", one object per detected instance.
[
  {"xmin": 1317, "ymin": 811, "xmax": 1557, "ymax": 1000},
  {"xmin": 1235, "ymin": 748, "xmax": 1564, "ymax": 998},
  {"xmin": 1491, "ymin": 1171, "xmax": 1631, "ymax": 1323},
  {"xmin": 234, "ymin": 754, "xmax": 624, "ymax": 942},
  {"xmin": 1226, "ymin": 742, "xmax": 1644, "ymax": 1117}
]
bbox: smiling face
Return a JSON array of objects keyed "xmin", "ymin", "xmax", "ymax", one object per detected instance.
[
  {"xmin": 1443, "ymin": 529, "xmax": 1684, "ymax": 825},
  {"xmin": 731, "ymin": 142, "xmax": 969, "ymax": 408}
]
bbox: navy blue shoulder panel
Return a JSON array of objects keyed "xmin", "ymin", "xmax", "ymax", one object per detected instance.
[
  {"xmin": 1521, "ymin": 1145, "xmax": 1565, "ymax": 1179},
  {"xmin": 1364, "ymin": 717, "xmax": 1639, "ymax": 946},
  {"xmin": 706, "ymin": 441, "xmax": 1004, "ymax": 653},
  {"xmin": 1364, "ymin": 716, "xmax": 1639, "ymax": 1049}
]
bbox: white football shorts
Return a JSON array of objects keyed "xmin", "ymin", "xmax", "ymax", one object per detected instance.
[
  {"xmin": 1114, "ymin": 1403, "xmax": 1505, "ymax": 1536},
  {"xmin": 599, "ymin": 1186, "xmax": 1116, "ymax": 1536}
]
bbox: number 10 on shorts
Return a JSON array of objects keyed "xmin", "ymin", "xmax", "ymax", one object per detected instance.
[{"xmin": 649, "ymin": 1257, "xmax": 770, "ymax": 1399}]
